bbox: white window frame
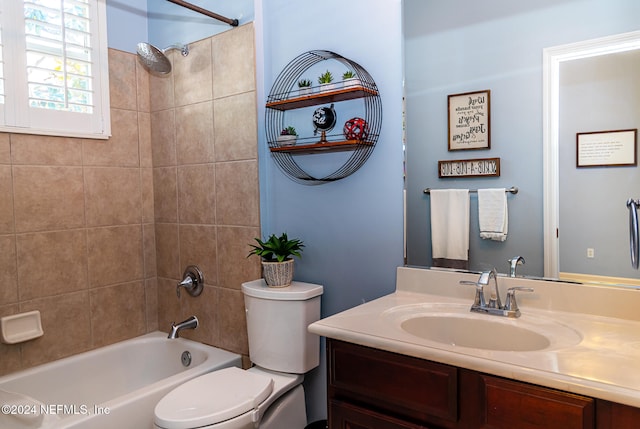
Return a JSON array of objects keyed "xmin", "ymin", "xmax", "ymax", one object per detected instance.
[{"xmin": 0, "ymin": 0, "xmax": 110, "ymax": 139}]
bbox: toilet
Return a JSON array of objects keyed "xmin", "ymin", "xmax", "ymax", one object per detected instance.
[{"xmin": 153, "ymin": 279, "xmax": 323, "ymax": 429}]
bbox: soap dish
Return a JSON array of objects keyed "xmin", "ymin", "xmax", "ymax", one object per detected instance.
[{"xmin": 1, "ymin": 310, "xmax": 44, "ymax": 344}]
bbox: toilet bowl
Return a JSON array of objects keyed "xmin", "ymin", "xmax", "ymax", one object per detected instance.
[{"xmin": 154, "ymin": 280, "xmax": 323, "ymax": 429}]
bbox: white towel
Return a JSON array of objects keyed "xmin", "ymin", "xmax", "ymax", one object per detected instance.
[
  {"xmin": 478, "ymin": 188, "xmax": 508, "ymax": 241},
  {"xmin": 430, "ymin": 189, "xmax": 470, "ymax": 266}
]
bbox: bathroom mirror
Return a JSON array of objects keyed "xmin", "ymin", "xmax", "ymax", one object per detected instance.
[{"xmin": 543, "ymin": 30, "xmax": 640, "ymax": 286}]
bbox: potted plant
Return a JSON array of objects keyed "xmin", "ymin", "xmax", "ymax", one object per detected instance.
[
  {"xmin": 297, "ymin": 78, "xmax": 312, "ymax": 96},
  {"xmin": 342, "ymin": 70, "xmax": 360, "ymax": 88},
  {"xmin": 248, "ymin": 233, "xmax": 305, "ymax": 287},
  {"xmin": 276, "ymin": 126, "xmax": 298, "ymax": 146},
  {"xmin": 317, "ymin": 70, "xmax": 335, "ymax": 91}
]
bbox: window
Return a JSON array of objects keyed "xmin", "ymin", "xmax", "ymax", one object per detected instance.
[{"xmin": 0, "ymin": 0, "xmax": 110, "ymax": 138}]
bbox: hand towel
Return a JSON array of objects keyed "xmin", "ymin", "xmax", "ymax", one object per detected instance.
[
  {"xmin": 478, "ymin": 188, "xmax": 508, "ymax": 241},
  {"xmin": 430, "ymin": 189, "xmax": 470, "ymax": 269}
]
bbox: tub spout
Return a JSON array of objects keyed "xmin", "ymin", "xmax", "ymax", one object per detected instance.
[{"xmin": 168, "ymin": 316, "xmax": 198, "ymax": 339}]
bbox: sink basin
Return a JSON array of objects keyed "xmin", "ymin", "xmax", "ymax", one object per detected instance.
[{"xmin": 401, "ymin": 315, "xmax": 550, "ymax": 351}]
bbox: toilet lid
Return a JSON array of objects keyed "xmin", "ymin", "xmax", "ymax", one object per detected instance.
[{"xmin": 154, "ymin": 367, "xmax": 274, "ymax": 429}]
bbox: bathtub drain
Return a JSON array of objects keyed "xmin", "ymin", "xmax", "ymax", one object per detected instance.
[{"xmin": 181, "ymin": 351, "xmax": 192, "ymax": 367}]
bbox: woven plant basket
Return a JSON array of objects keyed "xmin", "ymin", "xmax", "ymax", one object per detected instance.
[{"xmin": 261, "ymin": 259, "xmax": 294, "ymax": 288}]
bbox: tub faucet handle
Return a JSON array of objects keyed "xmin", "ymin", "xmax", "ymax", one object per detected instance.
[{"xmin": 176, "ymin": 265, "xmax": 204, "ymax": 298}]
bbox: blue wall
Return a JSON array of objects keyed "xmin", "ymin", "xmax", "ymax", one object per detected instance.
[
  {"xmin": 105, "ymin": 0, "xmax": 148, "ymax": 52},
  {"xmin": 404, "ymin": 0, "xmax": 640, "ymax": 276}
]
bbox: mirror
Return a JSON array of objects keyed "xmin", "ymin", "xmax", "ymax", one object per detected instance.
[{"xmin": 543, "ymin": 30, "xmax": 640, "ymax": 286}]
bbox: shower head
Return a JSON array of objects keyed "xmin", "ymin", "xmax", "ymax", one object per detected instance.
[{"xmin": 136, "ymin": 42, "xmax": 189, "ymax": 74}]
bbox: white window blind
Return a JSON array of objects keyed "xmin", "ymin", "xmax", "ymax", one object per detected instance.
[{"xmin": 0, "ymin": 0, "xmax": 110, "ymax": 138}]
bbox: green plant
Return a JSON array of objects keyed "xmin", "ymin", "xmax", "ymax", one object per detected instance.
[
  {"xmin": 342, "ymin": 70, "xmax": 356, "ymax": 79},
  {"xmin": 248, "ymin": 233, "xmax": 305, "ymax": 262},
  {"xmin": 318, "ymin": 70, "xmax": 334, "ymax": 84},
  {"xmin": 298, "ymin": 78, "xmax": 312, "ymax": 88},
  {"xmin": 280, "ymin": 126, "xmax": 297, "ymax": 136}
]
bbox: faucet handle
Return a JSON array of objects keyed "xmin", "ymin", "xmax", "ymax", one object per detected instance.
[
  {"xmin": 504, "ymin": 287, "xmax": 534, "ymax": 313},
  {"xmin": 459, "ymin": 280, "xmax": 486, "ymax": 308}
]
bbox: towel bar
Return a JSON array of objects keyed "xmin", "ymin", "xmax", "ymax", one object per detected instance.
[{"xmin": 423, "ymin": 186, "xmax": 518, "ymax": 195}]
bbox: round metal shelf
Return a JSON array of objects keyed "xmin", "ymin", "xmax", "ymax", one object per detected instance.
[{"xmin": 265, "ymin": 50, "xmax": 382, "ymax": 185}]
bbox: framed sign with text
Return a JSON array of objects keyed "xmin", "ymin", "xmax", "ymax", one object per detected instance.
[
  {"xmin": 438, "ymin": 158, "xmax": 500, "ymax": 178},
  {"xmin": 448, "ymin": 89, "xmax": 491, "ymax": 151},
  {"xmin": 576, "ymin": 129, "xmax": 637, "ymax": 167}
]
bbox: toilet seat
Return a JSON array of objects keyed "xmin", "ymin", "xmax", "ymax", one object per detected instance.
[{"xmin": 154, "ymin": 367, "xmax": 274, "ymax": 429}]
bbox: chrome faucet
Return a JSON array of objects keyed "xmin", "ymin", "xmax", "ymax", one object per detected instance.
[
  {"xmin": 460, "ymin": 269, "xmax": 533, "ymax": 318},
  {"xmin": 168, "ymin": 315, "xmax": 198, "ymax": 339},
  {"xmin": 507, "ymin": 256, "xmax": 525, "ymax": 277}
]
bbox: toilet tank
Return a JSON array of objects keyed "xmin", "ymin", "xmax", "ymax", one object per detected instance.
[{"xmin": 242, "ymin": 279, "xmax": 323, "ymax": 374}]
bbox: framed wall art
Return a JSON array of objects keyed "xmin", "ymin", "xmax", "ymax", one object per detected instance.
[
  {"xmin": 448, "ymin": 89, "xmax": 491, "ymax": 151},
  {"xmin": 576, "ymin": 129, "xmax": 637, "ymax": 167}
]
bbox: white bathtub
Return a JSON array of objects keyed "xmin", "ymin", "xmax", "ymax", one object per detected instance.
[{"xmin": 0, "ymin": 331, "xmax": 241, "ymax": 429}]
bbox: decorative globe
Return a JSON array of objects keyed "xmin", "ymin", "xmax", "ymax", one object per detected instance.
[
  {"xmin": 343, "ymin": 117, "xmax": 369, "ymax": 141},
  {"xmin": 312, "ymin": 104, "xmax": 337, "ymax": 133}
]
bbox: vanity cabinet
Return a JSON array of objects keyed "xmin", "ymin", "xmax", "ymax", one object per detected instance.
[{"xmin": 327, "ymin": 339, "xmax": 640, "ymax": 429}]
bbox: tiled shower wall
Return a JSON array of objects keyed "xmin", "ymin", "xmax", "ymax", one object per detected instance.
[{"xmin": 0, "ymin": 23, "xmax": 260, "ymax": 376}]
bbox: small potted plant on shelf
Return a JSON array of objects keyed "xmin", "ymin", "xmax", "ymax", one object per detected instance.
[
  {"xmin": 342, "ymin": 70, "xmax": 360, "ymax": 88},
  {"xmin": 318, "ymin": 70, "xmax": 335, "ymax": 91},
  {"xmin": 277, "ymin": 126, "xmax": 298, "ymax": 146},
  {"xmin": 248, "ymin": 233, "xmax": 305, "ymax": 287},
  {"xmin": 297, "ymin": 78, "xmax": 312, "ymax": 96}
]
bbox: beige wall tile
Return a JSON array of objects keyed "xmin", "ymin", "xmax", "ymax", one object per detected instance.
[
  {"xmin": 138, "ymin": 112, "xmax": 153, "ymax": 167},
  {"xmin": 85, "ymin": 167, "xmax": 142, "ymax": 226},
  {"xmin": 0, "ymin": 134, "xmax": 10, "ymax": 164},
  {"xmin": 149, "ymin": 71, "xmax": 174, "ymax": 112},
  {"xmin": 84, "ymin": 108, "xmax": 140, "ymax": 167},
  {"xmin": 215, "ymin": 160, "xmax": 260, "ymax": 226},
  {"xmin": 0, "ymin": 166, "xmax": 14, "ymax": 233},
  {"xmin": 87, "ymin": 225, "xmax": 143, "ymax": 287},
  {"xmin": 216, "ymin": 287, "xmax": 249, "ymax": 355},
  {"xmin": 0, "ymin": 304, "xmax": 23, "ymax": 375},
  {"xmin": 176, "ymin": 101, "xmax": 215, "ymax": 165},
  {"xmin": 174, "ymin": 38, "xmax": 213, "ymax": 107},
  {"xmin": 145, "ymin": 277, "xmax": 158, "ymax": 332},
  {"xmin": 16, "ymin": 230, "xmax": 88, "ymax": 300},
  {"xmin": 136, "ymin": 59, "xmax": 151, "ymax": 113},
  {"xmin": 109, "ymin": 49, "xmax": 137, "ymax": 111},
  {"xmin": 13, "ymin": 166, "xmax": 85, "ymax": 233},
  {"xmin": 143, "ymin": 223, "xmax": 157, "ymax": 278},
  {"xmin": 10, "ymin": 134, "xmax": 83, "ymax": 166},
  {"xmin": 20, "ymin": 291, "xmax": 92, "ymax": 368},
  {"xmin": 150, "ymin": 109, "xmax": 177, "ymax": 167},
  {"xmin": 177, "ymin": 164, "xmax": 216, "ymax": 225},
  {"xmin": 179, "ymin": 224, "xmax": 217, "ymax": 286},
  {"xmin": 213, "ymin": 92, "xmax": 257, "ymax": 162},
  {"xmin": 141, "ymin": 167, "xmax": 155, "ymax": 223},
  {"xmin": 217, "ymin": 226, "xmax": 261, "ymax": 290},
  {"xmin": 180, "ymin": 285, "xmax": 218, "ymax": 345},
  {"xmin": 157, "ymin": 276, "xmax": 181, "ymax": 333},
  {"xmin": 155, "ymin": 223, "xmax": 179, "ymax": 279},
  {"xmin": 0, "ymin": 236, "xmax": 17, "ymax": 305},
  {"xmin": 212, "ymin": 23, "xmax": 256, "ymax": 99},
  {"xmin": 90, "ymin": 281, "xmax": 146, "ymax": 347},
  {"xmin": 153, "ymin": 167, "xmax": 178, "ymax": 223}
]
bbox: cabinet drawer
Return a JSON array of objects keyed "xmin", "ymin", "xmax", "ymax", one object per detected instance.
[
  {"xmin": 330, "ymin": 399, "xmax": 430, "ymax": 429},
  {"xmin": 477, "ymin": 374, "xmax": 594, "ymax": 429},
  {"xmin": 328, "ymin": 340, "xmax": 457, "ymax": 424}
]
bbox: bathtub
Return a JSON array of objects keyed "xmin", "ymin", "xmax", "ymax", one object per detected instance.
[{"xmin": 0, "ymin": 331, "xmax": 241, "ymax": 429}]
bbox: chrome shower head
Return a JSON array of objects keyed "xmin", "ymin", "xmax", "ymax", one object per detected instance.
[{"xmin": 136, "ymin": 42, "xmax": 189, "ymax": 74}]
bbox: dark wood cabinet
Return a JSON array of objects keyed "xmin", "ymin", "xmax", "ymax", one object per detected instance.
[{"xmin": 327, "ymin": 339, "xmax": 640, "ymax": 429}]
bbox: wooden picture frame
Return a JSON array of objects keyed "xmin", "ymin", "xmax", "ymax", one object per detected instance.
[
  {"xmin": 448, "ymin": 89, "xmax": 491, "ymax": 151},
  {"xmin": 438, "ymin": 157, "xmax": 500, "ymax": 178},
  {"xmin": 576, "ymin": 129, "xmax": 637, "ymax": 167}
]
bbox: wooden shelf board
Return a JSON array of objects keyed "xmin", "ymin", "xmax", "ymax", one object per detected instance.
[
  {"xmin": 270, "ymin": 140, "xmax": 373, "ymax": 154},
  {"xmin": 266, "ymin": 86, "xmax": 379, "ymax": 111}
]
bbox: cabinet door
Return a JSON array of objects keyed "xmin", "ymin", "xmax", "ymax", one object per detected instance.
[
  {"xmin": 465, "ymin": 371, "xmax": 594, "ymax": 429},
  {"xmin": 596, "ymin": 400, "xmax": 640, "ymax": 428},
  {"xmin": 330, "ymin": 399, "xmax": 431, "ymax": 429}
]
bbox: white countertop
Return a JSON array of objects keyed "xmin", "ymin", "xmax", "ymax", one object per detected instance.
[{"xmin": 309, "ymin": 266, "xmax": 640, "ymax": 408}]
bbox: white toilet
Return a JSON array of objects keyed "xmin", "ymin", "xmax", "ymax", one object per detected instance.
[{"xmin": 153, "ymin": 279, "xmax": 323, "ymax": 429}]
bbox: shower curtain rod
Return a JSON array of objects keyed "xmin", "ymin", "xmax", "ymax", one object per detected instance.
[
  {"xmin": 166, "ymin": 0, "xmax": 239, "ymax": 26},
  {"xmin": 423, "ymin": 186, "xmax": 519, "ymax": 195}
]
